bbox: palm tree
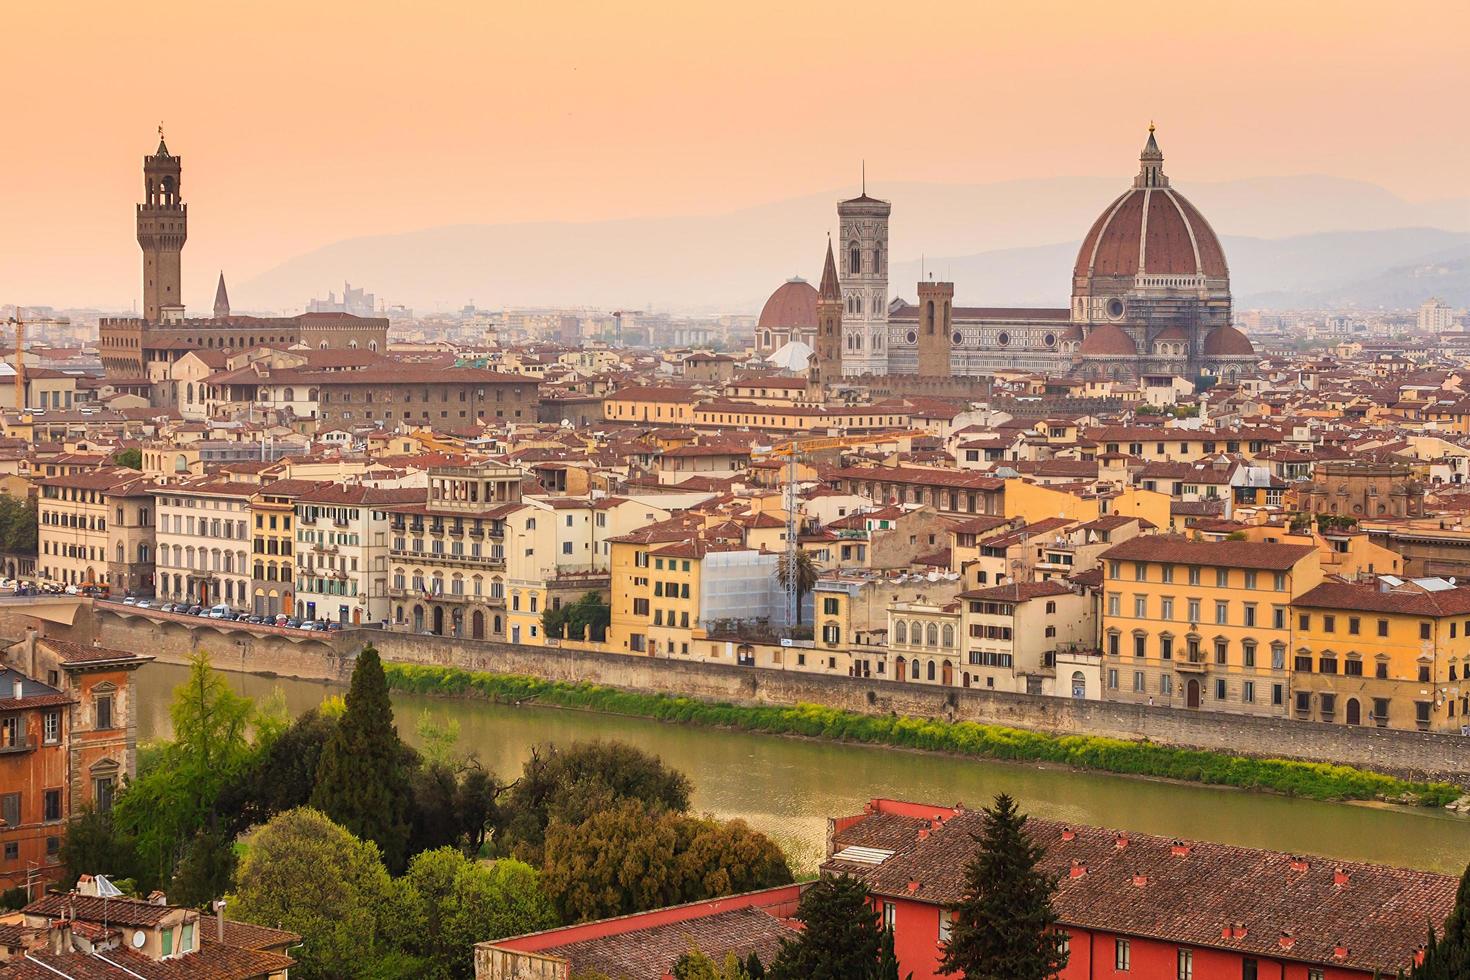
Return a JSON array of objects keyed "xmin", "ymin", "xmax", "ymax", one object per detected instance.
[{"xmin": 775, "ymin": 548, "xmax": 819, "ymax": 625}]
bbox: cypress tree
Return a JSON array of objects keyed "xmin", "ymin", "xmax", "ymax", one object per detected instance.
[
  {"xmin": 1409, "ymin": 861, "xmax": 1470, "ymax": 978},
  {"xmin": 743, "ymin": 952, "xmax": 765, "ymax": 979},
  {"xmin": 875, "ymin": 927, "xmax": 909, "ymax": 980},
  {"xmin": 310, "ymin": 646, "xmax": 412, "ymax": 871},
  {"xmin": 767, "ymin": 874, "xmax": 881, "ymax": 980},
  {"xmin": 939, "ymin": 793, "xmax": 1068, "ymax": 980}
]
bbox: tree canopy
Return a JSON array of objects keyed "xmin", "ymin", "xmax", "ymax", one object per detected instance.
[
  {"xmin": 541, "ymin": 591, "xmax": 612, "ymax": 642},
  {"xmin": 0, "ymin": 493, "xmax": 37, "ymax": 554},
  {"xmin": 939, "ymin": 794, "xmax": 1068, "ymax": 980},
  {"xmin": 229, "ymin": 807, "xmax": 400, "ymax": 980},
  {"xmin": 767, "ymin": 874, "xmax": 883, "ymax": 980},
  {"xmin": 311, "ymin": 646, "xmax": 414, "ymax": 872}
]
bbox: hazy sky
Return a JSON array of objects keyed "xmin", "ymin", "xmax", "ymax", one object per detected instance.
[{"xmin": 7, "ymin": 0, "xmax": 1467, "ymax": 310}]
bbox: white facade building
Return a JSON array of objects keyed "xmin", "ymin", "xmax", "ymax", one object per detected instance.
[{"xmin": 153, "ymin": 481, "xmax": 254, "ymax": 609}]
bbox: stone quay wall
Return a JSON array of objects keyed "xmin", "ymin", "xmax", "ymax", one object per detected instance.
[{"xmin": 7, "ymin": 602, "xmax": 1467, "ymax": 783}]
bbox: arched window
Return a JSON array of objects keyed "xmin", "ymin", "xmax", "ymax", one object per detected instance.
[
  {"xmin": 895, "ymin": 621, "xmax": 907, "ymax": 644},
  {"xmin": 926, "ymin": 623, "xmax": 939, "ymax": 647},
  {"xmin": 368, "ymin": 341, "xmax": 378, "ymax": 352},
  {"xmin": 942, "ymin": 624, "xmax": 955, "ymax": 648},
  {"xmin": 186, "ymin": 383, "xmax": 195, "ymax": 404},
  {"xmin": 925, "ymin": 301, "xmax": 935, "ymax": 335},
  {"xmin": 926, "ymin": 661, "xmax": 936, "ymax": 681},
  {"xmin": 849, "ymin": 243, "xmax": 861, "ymax": 275},
  {"xmin": 283, "ymin": 388, "xmax": 295, "ymax": 402},
  {"xmin": 911, "ymin": 658, "xmax": 921, "ymax": 679}
]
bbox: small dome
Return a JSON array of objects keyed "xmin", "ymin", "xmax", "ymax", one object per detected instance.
[
  {"xmin": 1202, "ymin": 325, "xmax": 1255, "ymax": 357},
  {"xmin": 1154, "ymin": 325, "xmax": 1189, "ymax": 342},
  {"xmin": 758, "ymin": 278, "xmax": 818, "ymax": 330},
  {"xmin": 1079, "ymin": 323, "xmax": 1137, "ymax": 357}
]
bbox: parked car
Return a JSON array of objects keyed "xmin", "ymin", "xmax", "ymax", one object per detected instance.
[
  {"xmin": 326, "ymin": 622, "xmax": 343, "ymax": 631},
  {"xmin": 135, "ymin": 600, "xmax": 153, "ymax": 609},
  {"xmin": 122, "ymin": 597, "xmax": 137, "ymax": 606},
  {"xmin": 183, "ymin": 604, "xmax": 202, "ymax": 616},
  {"xmin": 286, "ymin": 618, "xmax": 302, "ymax": 629},
  {"xmin": 207, "ymin": 604, "xmax": 232, "ymax": 619},
  {"xmin": 158, "ymin": 603, "xmax": 174, "ymax": 613}
]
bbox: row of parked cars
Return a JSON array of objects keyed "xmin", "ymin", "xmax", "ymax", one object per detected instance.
[
  {"xmin": 113, "ymin": 597, "xmax": 344, "ymax": 631},
  {"xmin": 2, "ymin": 580, "xmax": 110, "ymax": 598}
]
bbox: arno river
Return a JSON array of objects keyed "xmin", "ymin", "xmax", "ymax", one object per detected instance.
[{"xmin": 134, "ymin": 661, "xmax": 1470, "ymax": 874}]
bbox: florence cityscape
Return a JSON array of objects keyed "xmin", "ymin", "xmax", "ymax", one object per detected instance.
[{"xmin": 1, "ymin": 2, "xmax": 1469, "ymax": 978}]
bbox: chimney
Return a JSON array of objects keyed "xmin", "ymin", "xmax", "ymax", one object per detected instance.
[
  {"xmin": 906, "ymin": 880, "xmax": 921, "ymax": 895},
  {"xmin": 1288, "ymin": 856, "xmax": 1310, "ymax": 873},
  {"xmin": 1068, "ymin": 860, "xmax": 1088, "ymax": 879},
  {"xmin": 11, "ymin": 678, "xmax": 21, "ymax": 701},
  {"xmin": 214, "ymin": 900, "xmax": 227, "ymax": 943},
  {"xmin": 23, "ymin": 627, "xmax": 38, "ymax": 678},
  {"xmin": 917, "ymin": 826, "xmax": 930, "ymax": 842},
  {"xmin": 50, "ymin": 919, "xmax": 72, "ymax": 955},
  {"xmin": 1233, "ymin": 923, "xmax": 1248, "ymax": 940},
  {"xmin": 1114, "ymin": 832, "xmax": 1129, "ymax": 850},
  {"xmin": 1170, "ymin": 840, "xmax": 1191, "ymax": 858},
  {"xmin": 1131, "ymin": 873, "xmax": 1148, "ymax": 888},
  {"xmin": 1278, "ymin": 931, "xmax": 1296, "ymax": 950},
  {"xmin": 1333, "ymin": 867, "xmax": 1350, "ymax": 887},
  {"xmin": 1333, "ymin": 942, "xmax": 1349, "ymax": 960},
  {"xmin": 1061, "ymin": 827, "xmax": 1076, "ymax": 842}
]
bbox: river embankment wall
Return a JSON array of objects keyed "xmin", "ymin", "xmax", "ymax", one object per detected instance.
[{"xmin": 6, "ymin": 602, "xmax": 1468, "ymax": 783}]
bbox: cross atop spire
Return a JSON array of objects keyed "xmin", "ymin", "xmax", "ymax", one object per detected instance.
[{"xmin": 1135, "ymin": 123, "xmax": 1168, "ymax": 189}]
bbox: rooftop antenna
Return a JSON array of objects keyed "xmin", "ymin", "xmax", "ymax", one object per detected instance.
[{"xmin": 861, "ymin": 160, "xmax": 866, "ymax": 196}]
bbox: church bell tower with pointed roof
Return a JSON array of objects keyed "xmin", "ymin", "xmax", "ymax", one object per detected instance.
[{"xmin": 137, "ymin": 129, "xmax": 187, "ymax": 322}]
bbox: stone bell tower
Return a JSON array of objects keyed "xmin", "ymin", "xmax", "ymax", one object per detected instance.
[
  {"xmin": 915, "ymin": 277, "xmax": 954, "ymax": 376},
  {"xmin": 809, "ymin": 237, "xmax": 843, "ymax": 397},
  {"xmin": 137, "ymin": 131, "xmax": 187, "ymax": 322}
]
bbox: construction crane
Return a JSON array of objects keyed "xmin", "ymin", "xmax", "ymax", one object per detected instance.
[
  {"xmin": 762, "ymin": 429, "xmax": 926, "ymax": 628},
  {"xmin": 5, "ymin": 307, "xmax": 23, "ymax": 411},
  {"xmin": 609, "ymin": 310, "xmax": 643, "ymax": 348}
]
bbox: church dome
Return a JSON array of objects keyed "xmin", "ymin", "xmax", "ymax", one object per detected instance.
[
  {"xmin": 1074, "ymin": 128, "xmax": 1229, "ymax": 281},
  {"xmin": 1202, "ymin": 324, "xmax": 1255, "ymax": 357},
  {"xmin": 1079, "ymin": 323, "xmax": 1137, "ymax": 357},
  {"xmin": 758, "ymin": 278, "xmax": 818, "ymax": 330}
]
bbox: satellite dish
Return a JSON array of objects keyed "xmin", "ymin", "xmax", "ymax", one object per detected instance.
[{"xmin": 132, "ymin": 931, "xmax": 146, "ymax": 948}]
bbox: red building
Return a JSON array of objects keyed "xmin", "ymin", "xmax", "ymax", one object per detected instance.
[
  {"xmin": 826, "ymin": 798, "xmax": 1455, "ymax": 980},
  {"xmin": 0, "ymin": 631, "xmax": 151, "ymax": 896},
  {"xmin": 474, "ymin": 798, "xmax": 1458, "ymax": 980}
]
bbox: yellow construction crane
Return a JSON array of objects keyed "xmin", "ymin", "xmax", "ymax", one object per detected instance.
[{"xmin": 762, "ymin": 429, "xmax": 925, "ymax": 626}]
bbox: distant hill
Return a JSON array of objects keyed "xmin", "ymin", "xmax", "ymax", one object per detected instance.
[{"xmin": 239, "ymin": 174, "xmax": 1470, "ymax": 313}]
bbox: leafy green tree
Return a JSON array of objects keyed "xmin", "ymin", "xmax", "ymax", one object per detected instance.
[
  {"xmin": 0, "ymin": 493, "xmax": 37, "ymax": 554},
  {"xmin": 59, "ymin": 806, "xmax": 139, "ymax": 887},
  {"xmin": 541, "ymin": 592, "xmax": 612, "ymax": 641},
  {"xmin": 391, "ymin": 847, "xmax": 557, "ymax": 980},
  {"xmin": 229, "ymin": 808, "xmax": 400, "ymax": 980},
  {"xmin": 500, "ymin": 741, "xmax": 691, "ymax": 864},
  {"xmin": 767, "ymin": 874, "xmax": 883, "ymax": 980},
  {"xmin": 1408, "ymin": 861, "xmax": 1470, "ymax": 978},
  {"xmin": 675, "ymin": 816, "xmax": 793, "ymax": 903},
  {"xmin": 540, "ymin": 800, "xmax": 790, "ymax": 923},
  {"xmin": 774, "ymin": 549, "xmax": 818, "ymax": 625},
  {"xmin": 415, "ymin": 708, "xmax": 464, "ymax": 768},
  {"xmin": 674, "ymin": 948, "xmax": 752, "ymax": 980},
  {"xmin": 939, "ymin": 794, "xmax": 1068, "ymax": 980},
  {"xmin": 311, "ymin": 645, "xmax": 413, "ymax": 872},
  {"xmin": 113, "ymin": 651, "xmax": 255, "ymax": 889},
  {"xmin": 217, "ymin": 705, "xmax": 338, "ymax": 836},
  {"xmin": 168, "ymin": 823, "xmax": 237, "ymax": 908},
  {"xmin": 113, "ymin": 447, "xmax": 143, "ymax": 469}
]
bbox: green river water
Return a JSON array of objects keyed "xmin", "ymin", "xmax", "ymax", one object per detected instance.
[{"xmin": 133, "ymin": 661, "xmax": 1470, "ymax": 874}]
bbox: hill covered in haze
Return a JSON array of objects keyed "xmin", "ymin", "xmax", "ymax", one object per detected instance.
[{"xmin": 240, "ymin": 175, "xmax": 1470, "ymax": 314}]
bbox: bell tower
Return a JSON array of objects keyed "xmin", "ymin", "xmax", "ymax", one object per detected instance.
[
  {"xmin": 810, "ymin": 237, "xmax": 843, "ymax": 397},
  {"xmin": 915, "ymin": 277, "xmax": 954, "ymax": 376},
  {"xmin": 137, "ymin": 130, "xmax": 187, "ymax": 322}
]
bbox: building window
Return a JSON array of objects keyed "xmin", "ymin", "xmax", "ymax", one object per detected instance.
[
  {"xmin": 937, "ymin": 910, "xmax": 952, "ymax": 943},
  {"xmin": 43, "ymin": 710, "xmax": 60, "ymax": 744},
  {"xmin": 1115, "ymin": 938, "xmax": 1131, "ymax": 971},
  {"xmin": 0, "ymin": 793, "xmax": 19, "ymax": 829},
  {"xmin": 1177, "ymin": 947, "xmax": 1193, "ymax": 980},
  {"xmin": 1214, "ymin": 679, "xmax": 1226, "ymax": 701},
  {"xmin": 44, "ymin": 789, "xmax": 62, "ymax": 822},
  {"xmin": 882, "ymin": 901, "xmax": 896, "ymax": 931},
  {"xmin": 1242, "ymin": 959, "xmax": 1258, "ymax": 980},
  {"xmin": 96, "ymin": 695, "xmax": 113, "ymax": 730}
]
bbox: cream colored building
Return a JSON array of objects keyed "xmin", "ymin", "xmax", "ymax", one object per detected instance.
[
  {"xmin": 37, "ymin": 469, "xmax": 155, "ymax": 593},
  {"xmin": 153, "ymin": 480, "xmax": 256, "ymax": 608},
  {"xmin": 957, "ymin": 580, "xmax": 1097, "ymax": 696}
]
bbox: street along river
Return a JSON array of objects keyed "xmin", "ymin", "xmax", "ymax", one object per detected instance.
[{"xmin": 133, "ymin": 660, "xmax": 1470, "ymax": 874}]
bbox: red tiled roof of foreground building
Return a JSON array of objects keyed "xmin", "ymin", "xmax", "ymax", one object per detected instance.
[{"xmin": 824, "ymin": 800, "xmax": 1453, "ymax": 977}]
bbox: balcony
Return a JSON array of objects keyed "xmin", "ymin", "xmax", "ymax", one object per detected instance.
[{"xmin": 1176, "ymin": 654, "xmax": 1208, "ymax": 673}]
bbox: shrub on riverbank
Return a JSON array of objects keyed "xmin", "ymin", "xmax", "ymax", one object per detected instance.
[{"xmin": 381, "ymin": 663, "xmax": 1462, "ymax": 807}]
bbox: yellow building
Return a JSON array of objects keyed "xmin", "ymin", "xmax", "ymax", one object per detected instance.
[
  {"xmin": 1099, "ymin": 536, "xmax": 1322, "ymax": 716},
  {"xmin": 602, "ymin": 386, "xmax": 699, "ymax": 425},
  {"xmin": 1291, "ymin": 578, "xmax": 1470, "ymax": 732},
  {"xmin": 249, "ymin": 483, "xmax": 305, "ymax": 617}
]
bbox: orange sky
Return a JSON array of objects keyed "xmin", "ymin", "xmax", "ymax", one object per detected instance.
[{"xmin": 6, "ymin": 0, "xmax": 1467, "ymax": 309}]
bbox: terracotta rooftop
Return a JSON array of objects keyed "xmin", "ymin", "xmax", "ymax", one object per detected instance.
[{"xmin": 1100, "ymin": 535, "xmax": 1316, "ymax": 571}]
